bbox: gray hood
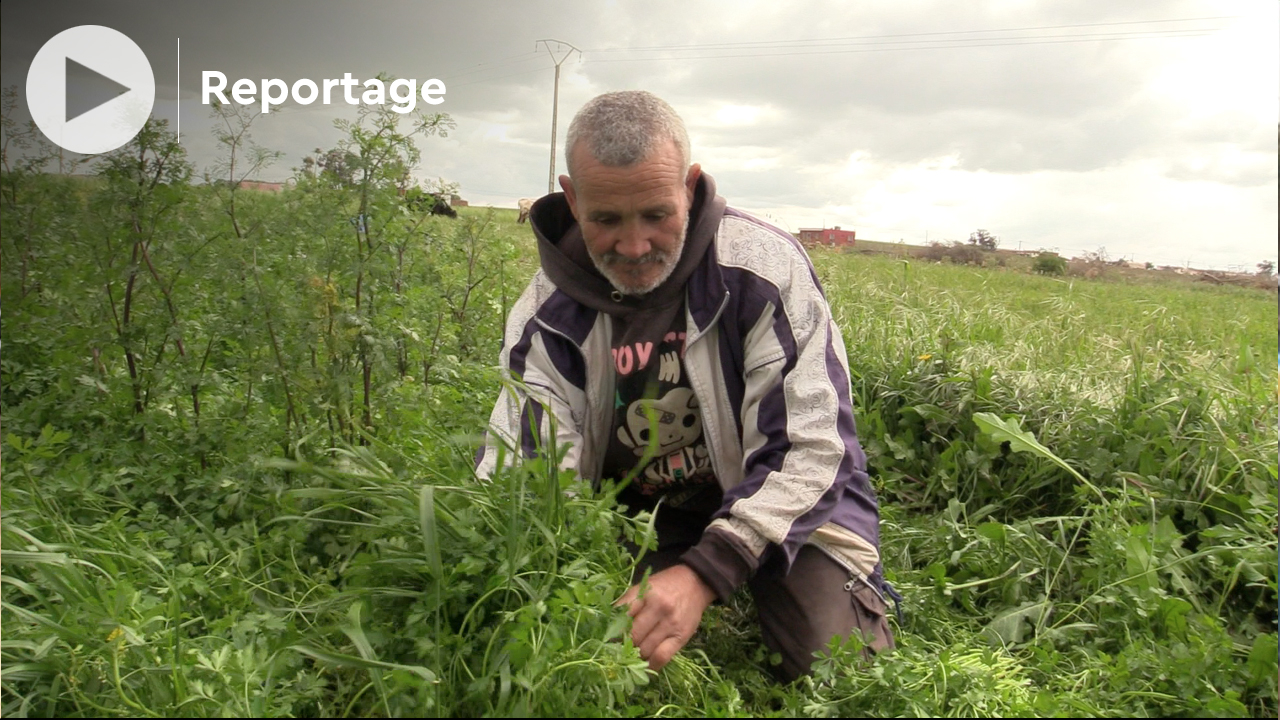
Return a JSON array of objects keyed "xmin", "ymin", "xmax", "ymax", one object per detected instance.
[{"xmin": 528, "ymin": 173, "xmax": 727, "ymax": 320}]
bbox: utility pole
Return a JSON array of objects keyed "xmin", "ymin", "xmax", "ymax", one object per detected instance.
[{"xmin": 536, "ymin": 40, "xmax": 580, "ymax": 194}]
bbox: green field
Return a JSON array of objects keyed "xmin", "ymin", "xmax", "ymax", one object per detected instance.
[{"xmin": 2, "ymin": 116, "xmax": 1276, "ymax": 717}]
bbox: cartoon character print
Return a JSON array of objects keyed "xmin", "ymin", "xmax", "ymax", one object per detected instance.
[
  {"xmin": 642, "ymin": 443, "xmax": 712, "ymax": 489},
  {"xmin": 615, "ymin": 386, "xmax": 702, "ymax": 457},
  {"xmin": 614, "ymin": 386, "xmax": 712, "ymax": 495}
]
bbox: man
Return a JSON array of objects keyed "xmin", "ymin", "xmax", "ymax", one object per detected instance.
[{"xmin": 476, "ymin": 90, "xmax": 894, "ymax": 682}]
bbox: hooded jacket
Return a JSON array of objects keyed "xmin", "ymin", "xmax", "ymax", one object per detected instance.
[{"xmin": 476, "ymin": 173, "xmax": 883, "ymax": 598}]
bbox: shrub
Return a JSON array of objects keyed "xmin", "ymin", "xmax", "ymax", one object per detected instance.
[
  {"xmin": 922, "ymin": 241, "xmax": 986, "ymax": 266},
  {"xmin": 1032, "ymin": 252, "xmax": 1067, "ymax": 275},
  {"xmin": 921, "ymin": 241, "xmax": 949, "ymax": 263},
  {"xmin": 947, "ymin": 242, "xmax": 986, "ymax": 266}
]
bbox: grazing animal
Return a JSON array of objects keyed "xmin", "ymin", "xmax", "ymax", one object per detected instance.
[
  {"xmin": 406, "ymin": 192, "xmax": 458, "ymax": 218},
  {"xmin": 517, "ymin": 197, "xmax": 534, "ymax": 224},
  {"xmin": 431, "ymin": 196, "xmax": 457, "ymax": 218}
]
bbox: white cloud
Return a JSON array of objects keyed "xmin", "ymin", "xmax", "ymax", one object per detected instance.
[{"xmin": 712, "ymin": 104, "xmax": 769, "ymax": 126}]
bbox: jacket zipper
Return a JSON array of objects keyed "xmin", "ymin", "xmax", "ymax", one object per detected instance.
[
  {"xmin": 681, "ymin": 290, "xmax": 732, "ymax": 488},
  {"xmin": 532, "ymin": 314, "xmax": 614, "ymax": 481}
]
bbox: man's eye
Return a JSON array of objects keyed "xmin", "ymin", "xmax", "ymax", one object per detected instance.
[
  {"xmin": 644, "ymin": 213, "xmax": 667, "ymax": 222},
  {"xmin": 596, "ymin": 217, "xmax": 620, "ymax": 226}
]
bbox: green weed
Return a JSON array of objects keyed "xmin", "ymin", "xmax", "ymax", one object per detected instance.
[{"xmin": 2, "ymin": 119, "xmax": 1275, "ymax": 716}]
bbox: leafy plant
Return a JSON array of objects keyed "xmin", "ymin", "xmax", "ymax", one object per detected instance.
[
  {"xmin": 1032, "ymin": 251, "xmax": 1067, "ymax": 275},
  {"xmin": 2, "ymin": 89, "xmax": 1275, "ymax": 717}
]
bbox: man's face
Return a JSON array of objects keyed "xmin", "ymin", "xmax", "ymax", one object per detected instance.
[{"xmin": 560, "ymin": 141, "xmax": 701, "ymax": 296}]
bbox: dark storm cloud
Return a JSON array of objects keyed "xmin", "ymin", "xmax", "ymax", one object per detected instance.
[
  {"xmin": 0, "ymin": 0, "xmax": 1241, "ymax": 175},
  {"xmin": 2, "ymin": 0, "xmax": 1273, "ymax": 268}
]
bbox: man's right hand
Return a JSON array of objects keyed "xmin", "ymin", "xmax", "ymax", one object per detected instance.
[{"xmin": 615, "ymin": 563, "xmax": 717, "ymax": 672}]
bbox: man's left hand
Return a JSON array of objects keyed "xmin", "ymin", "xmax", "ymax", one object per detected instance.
[{"xmin": 615, "ymin": 563, "xmax": 717, "ymax": 672}]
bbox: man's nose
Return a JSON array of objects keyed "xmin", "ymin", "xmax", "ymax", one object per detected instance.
[{"xmin": 614, "ymin": 221, "xmax": 651, "ymax": 259}]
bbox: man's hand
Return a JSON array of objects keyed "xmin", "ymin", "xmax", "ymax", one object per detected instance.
[{"xmin": 615, "ymin": 563, "xmax": 717, "ymax": 672}]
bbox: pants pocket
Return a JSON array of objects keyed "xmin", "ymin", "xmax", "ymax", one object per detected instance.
[{"xmin": 849, "ymin": 581, "xmax": 895, "ymax": 655}]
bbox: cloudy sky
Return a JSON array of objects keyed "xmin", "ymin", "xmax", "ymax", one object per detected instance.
[{"xmin": 3, "ymin": 0, "xmax": 1276, "ymax": 270}]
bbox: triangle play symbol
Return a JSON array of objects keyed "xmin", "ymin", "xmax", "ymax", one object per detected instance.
[{"xmin": 65, "ymin": 57, "xmax": 131, "ymax": 123}]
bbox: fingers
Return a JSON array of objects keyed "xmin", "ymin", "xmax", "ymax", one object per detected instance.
[
  {"xmin": 627, "ymin": 598, "xmax": 645, "ymax": 620},
  {"xmin": 615, "ymin": 567, "xmax": 712, "ymax": 674},
  {"xmin": 629, "ymin": 594, "xmax": 685, "ymax": 666},
  {"xmin": 636, "ymin": 622, "xmax": 680, "ymax": 660},
  {"xmin": 629, "ymin": 600, "xmax": 661, "ymax": 644},
  {"xmin": 614, "ymin": 585, "xmax": 639, "ymax": 609},
  {"xmin": 640, "ymin": 637, "xmax": 683, "ymax": 672}
]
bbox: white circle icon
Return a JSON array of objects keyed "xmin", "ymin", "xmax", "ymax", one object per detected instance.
[{"xmin": 26, "ymin": 25, "xmax": 155, "ymax": 155}]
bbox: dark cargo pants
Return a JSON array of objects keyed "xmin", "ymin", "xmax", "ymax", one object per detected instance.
[{"xmin": 629, "ymin": 541, "xmax": 895, "ymax": 683}]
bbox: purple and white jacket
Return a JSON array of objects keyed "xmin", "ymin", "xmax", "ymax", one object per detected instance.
[{"xmin": 476, "ymin": 204, "xmax": 883, "ymax": 598}]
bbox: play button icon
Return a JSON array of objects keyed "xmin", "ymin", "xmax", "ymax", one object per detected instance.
[
  {"xmin": 26, "ymin": 25, "xmax": 155, "ymax": 155},
  {"xmin": 65, "ymin": 58, "xmax": 132, "ymax": 123}
]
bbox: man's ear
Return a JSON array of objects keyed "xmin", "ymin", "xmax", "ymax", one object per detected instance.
[
  {"xmin": 684, "ymin": 163, "xmax": 702, "ymax": 201},
  {"xmin": 558, "ymin": 174, "xmax": 577, "ymax": 217}
]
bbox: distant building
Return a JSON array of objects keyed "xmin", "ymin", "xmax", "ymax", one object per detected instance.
[
  {"xmin": 237, "ymin": 179, "xmax": 284, "ymax": 193},
  {"xmin": 450, "ymin": 194, "xmax": 468, "ymax": 207},
  {"xmin": 797, "ymin": 226, "xmax": 856, "ymax": 247}
]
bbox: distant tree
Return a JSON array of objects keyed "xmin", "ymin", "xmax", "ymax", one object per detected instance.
[
  {"xmin": 305, "ymin": 146, "xmax": 360, "ymax": 187},
  {"xmin": 921, "ymin": 241, "xmax": 948, "ymax": 263},
  {"xmin": 968, "ymin": 229, "xmax": 999, "ymax": 251},
  {"xmin": 1033, "ymin": 251, "xmax": 1067, "ymax": 275},
  {"xmin": 1257, "ymin": 260, "xmax": 1274, "ymax": 277},
  {"xmin": 948, "ymin": 241, "xmax": 986, "ymax": 265},
  {"xmin": 1083, "ymin": 246, "xmax": 1109, "ymax": 264}
]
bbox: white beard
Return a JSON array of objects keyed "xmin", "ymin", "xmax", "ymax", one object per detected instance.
[{"xmin": 589, "ymin": 225, "xmax": 687, "ymax": 296}]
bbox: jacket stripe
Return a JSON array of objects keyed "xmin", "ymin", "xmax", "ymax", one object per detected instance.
[
  {"xmin": 479, "ymin": 272, "xmax": 590, "ymax": 474},
  {"xmin": 822, "ymin": 324, "xmax": 879, "ymax": 546},
  {"xmin": 519, "ymin": 398, "xmax": 545, "ymax": 459},
  {"xmin": 713, "ymin": 214, "xmax": 876, "ymax": 570}
]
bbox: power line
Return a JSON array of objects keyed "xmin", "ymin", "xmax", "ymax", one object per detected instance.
[
  {"xmin": 537, "ymin": 40, "xmax": 581, "ymax": 194},
  {"xmin": 583, "ymin": 28, "xmax": 1221, "ymax": 64},
  {"xmin": 436, "ymin": 51, "xmax": 543, "ymax": 82},
  {"xmin": 435, "ymin": 17, "xmax": 1231, "ymax": 87},
  {"xmin": 446, "ymin": 63, "xmax": 552, "ymax": 90},
  {"xmin": 721, "ymin": 26, "xmax": 1218, "ymax": 51},
  {"xmin": 612, "ymin": 27, "xmax": 1217, "ymax": 53},
  {"xmin": 581, "ymin": 15, "xmax": 1234, "ymax": 53}
]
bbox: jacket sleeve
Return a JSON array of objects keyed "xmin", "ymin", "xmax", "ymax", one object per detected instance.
[
  {"xmin": 475, "ymin": 273, "xmax": 589, "ymax": 479},
  {"xmin": 681, "ymin": 224, "xmax": 876, "ymax": 600}
]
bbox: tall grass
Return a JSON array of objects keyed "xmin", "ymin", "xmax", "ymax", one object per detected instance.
[{"xmin": 3, "ymin": 232, "xmax": 1275, "ymax": 717}]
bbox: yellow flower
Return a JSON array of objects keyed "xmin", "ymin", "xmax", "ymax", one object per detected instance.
[
  {"xmin": 918, "ymin": 354, "xmax": 933, "ymax": 361},
  {"xmin": 107, "ymin": 626, "xmax": 124, "ymax": 642}
]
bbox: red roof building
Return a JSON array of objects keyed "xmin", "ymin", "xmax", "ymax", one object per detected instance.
[{"xmin": 797, "ymin": 226, "xmax": 856, "ymax": 247}]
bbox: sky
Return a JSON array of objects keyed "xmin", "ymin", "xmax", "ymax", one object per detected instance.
[{"xmin": 2, "ymin": 0, "xmax": 1276, "ymax": 271}]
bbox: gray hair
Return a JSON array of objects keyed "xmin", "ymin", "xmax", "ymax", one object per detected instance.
[{"xmin": 564, "ymin": 91, "xmax": 691, "ymax": 179}]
